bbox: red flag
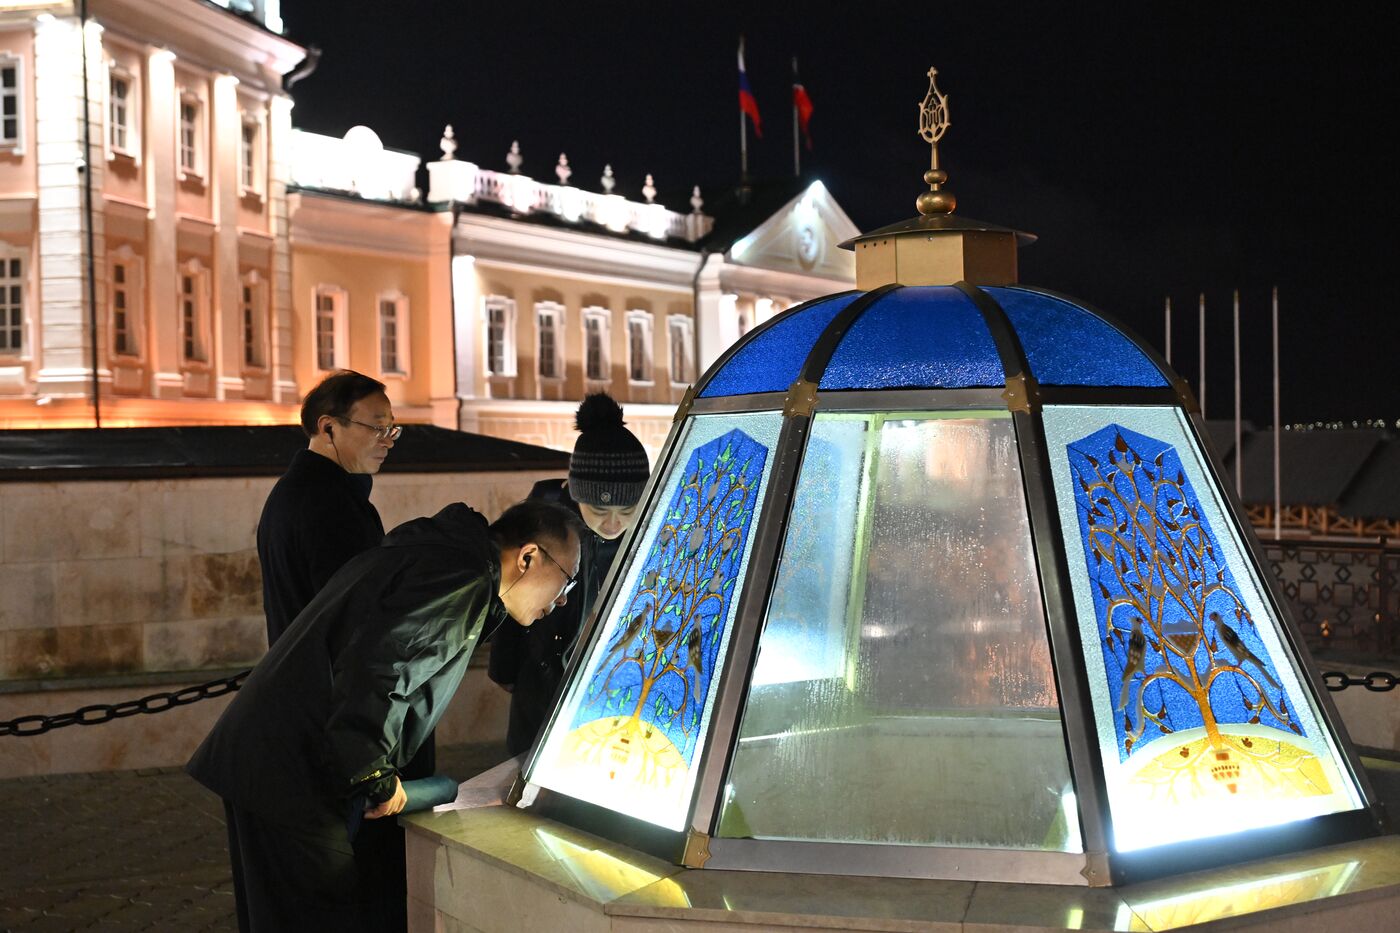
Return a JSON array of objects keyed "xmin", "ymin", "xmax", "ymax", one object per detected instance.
[
  {"xmin": 739, "ymin": 38, "xmax": 762, "ymax": 138},
  {"xmin": 792, "ymin": 60, "xmax": 814, "ymax": 150}
]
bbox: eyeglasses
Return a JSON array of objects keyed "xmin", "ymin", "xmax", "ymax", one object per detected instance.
[
  {"xmin": 341, "ymin": 418, "xmax": 403, "ymax": 442},
  {"xmin": 537, "ymin": 545, "xmax": 578, "ymax": 598}
]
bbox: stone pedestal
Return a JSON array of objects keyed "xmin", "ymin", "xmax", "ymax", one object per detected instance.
[{"xmin": 404, "ymin": 767, "xmax": 1400, "ymax": 932}]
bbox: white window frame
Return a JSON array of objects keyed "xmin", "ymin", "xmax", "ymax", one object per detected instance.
[
  {"xmin": 582, "ymin": 306, "xmax": 610, "ymax": 383},
  {"xmin": 241, "ymin": 270, "xmax": 269, "ymax": 371},
  {"xmin": 178, "ymin": 259, "xmax": 211, "ymax": 364},
  {"xmin": 535, "ymin": 300, "xmax": 564, "ymax": 382},
  {"xmin": 483, "ymin": 295, "xmax": 517, "ymax": 378},
  {"xmin": 313, "ymin": 285, "xmax": 348, "ymax": 372},
  {"xmin": 106, "ymin": 60, "xmax": 140, "ymax": 162},
  {"xmin": 667, "ymin": 314, "xmax": 695, "ymax": 386},
  {"xmin": 0, "ymin": 246, "xmax": 28, "ymax": 359},
  {"xmin": 377, "ymin": 290, "xmax": 409, "ymax": 377},
  {"xmin": 109, "ymin": 246, "xmax": 144, "ymax": 360},
  {"xmin": 239, "ymin": 112, "xmax": 263, "ymax": 196},
  {"xmin": 0, "ymin": 54, "xmax": 21, "ymax": 154},
  {"xmin": 177, "ymin": 90, "xmax": 204, "ymax": 179},
  {"xmin": 626, "ymin": 310, "xmax": 654, "ymax": 385}
]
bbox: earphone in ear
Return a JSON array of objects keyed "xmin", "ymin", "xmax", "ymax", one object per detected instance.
[
  {"xmin": 326, "ymin": 424, "xmax": 334, "ymax": 438},
  {"xmin": 523, "ymin": 554, "xmax": 532, "ymax": 567}
]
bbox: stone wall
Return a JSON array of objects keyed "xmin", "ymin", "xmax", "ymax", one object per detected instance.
[
  {"xmin": 0, "ymin": 468, "xmax": 556, "ymax": 777},
  {"xmin": 0, "ymin": 469, "xmax": 553, "ymax": 681}
]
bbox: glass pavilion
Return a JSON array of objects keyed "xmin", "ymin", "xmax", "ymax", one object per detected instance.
[{"xmin": 514, "ymin": 85, "xmax": 1384, "ymax": 887}]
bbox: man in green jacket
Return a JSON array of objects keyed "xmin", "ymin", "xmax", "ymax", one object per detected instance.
[{"xmin": 188, "ymin": 498, "xmax": 583, "ymax": 932}]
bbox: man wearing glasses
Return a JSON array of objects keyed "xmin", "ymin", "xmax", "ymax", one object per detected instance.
[
  {"xmin": 258, "ymin": 370, "xmax": 402, "ymax": 647},
  {"xmin": 189, "ymin": 498, "xmax": 584, "ymax": 932}
]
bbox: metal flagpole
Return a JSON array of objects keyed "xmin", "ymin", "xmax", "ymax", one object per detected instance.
[
  {"xmin": 1198, "ymin": 292, "xmax": 1207, "ymax": 418},
  {"xmin": 1273, "ymin": 286, "xmax": 1281, "ymax": 539},
  {"xmin": 792, "ymin": 57, "xmax": 800, "ymax": 178},
  {"xmin": 1165, "ymin": 295, "xmax": 1172, "ymax": 365},
  {"xmin": 1234, "ymin": 288, "xmax": 1242, "ymax": 497},
  {"xmin": 739, "ymin": 38, "xmax": 749, "ymax": 181}
]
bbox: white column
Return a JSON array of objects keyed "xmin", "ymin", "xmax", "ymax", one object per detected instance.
[
  {"xmin": 145, "ymin": 46, "xmax": 181, "ymax": 398},
  {"xmin": 211, "ymin": 73, "xmax": 241, "ymax": 400},
  {"xmin": 451, "ymin": 249, "xmax": 480, "ymax": 431},
  {"xmin": 268, "ymin": 94, "xmax": 296, "ymax": 403},
  {"xmin": 33, "ymin": 15, "xmax": 104, "ymax": 398},
  {"xmin": 693, "ymin": 253, "xmax": 726, "ymax": 373}
]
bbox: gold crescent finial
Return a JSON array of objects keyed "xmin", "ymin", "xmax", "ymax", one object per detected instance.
[{"xmin": 916, "ymin": 67, "xmax": 956, "ymax": 215}]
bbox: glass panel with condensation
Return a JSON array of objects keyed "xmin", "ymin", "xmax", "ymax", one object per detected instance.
[
  {"xmin": 719, "ymin": 412, "xmax": 1080, "ymax": 851},
  {"xmin": 529, "ymin": 412, "xmax": 785, "ymax": 831},
  {"xmin": 1041, "ymin": 405, "xmax": 1363, "ymax": 853}
]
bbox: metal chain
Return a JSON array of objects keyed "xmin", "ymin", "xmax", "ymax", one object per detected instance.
[
  {"xmin": 1322, "ymin": 671, "xmax": 1399, "ymax": 693},
  {"xmin": 0, "ymin": 669, "xmax": 249, "ymax": 738}
]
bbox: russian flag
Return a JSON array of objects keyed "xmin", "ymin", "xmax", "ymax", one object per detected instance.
[
  {"xmin": 793, "ymin": 58, "xmax": 813, "ymax": 150},
  {"xmin": 739, "ymin": 38, "xmax": 762, "ymax": 138}
]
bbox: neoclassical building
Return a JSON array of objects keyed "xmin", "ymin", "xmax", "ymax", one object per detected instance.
[{"xmin": 0, "ymin": 0, "xmax": 857, "ymax": 455}]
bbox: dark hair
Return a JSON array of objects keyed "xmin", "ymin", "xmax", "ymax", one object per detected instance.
[
  {"xmin": 299, "ymin": 370, "xmax": 387, "ymax": 438},
  {"xmin": 489, "ymin": 499, "xmax": 586, "ymax": 552}
]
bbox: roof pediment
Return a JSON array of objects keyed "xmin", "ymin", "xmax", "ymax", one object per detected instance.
[{"xmin": 724, "ymin": 182, "xmax": 858, "ymax": 281}]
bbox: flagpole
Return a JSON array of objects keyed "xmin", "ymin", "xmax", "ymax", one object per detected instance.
[
  {"xmin": 1273, "ymin": 286, "xmax": 1281, "ymax": 539},
  {"xmin": 1164, "ymin": 295, "xmax": 1172, "ymax": 365},
  {"xmin": 792, "ymin": 57, "xmax": 800, "ymax": 178},
  {"xmin": 1198, "ymin": 292, "xmax": 1207, "ymax": 418},
  {"xmin": 1233, "ymin": 288, "xmax": 1242, "ymax": 497},
  {"xmin": 739, "ymin": 37, "xmax": 749, "ymax": 182}
]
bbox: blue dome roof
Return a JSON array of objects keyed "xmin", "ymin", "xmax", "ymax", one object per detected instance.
[{"xmin": 697, "ymin": 284, "xmax": 1169, "ymax": 398}]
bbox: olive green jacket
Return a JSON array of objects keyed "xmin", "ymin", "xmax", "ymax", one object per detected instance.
[{"xmin": 187, "ymin": 503, "xmax": 505, "ymax": 829}]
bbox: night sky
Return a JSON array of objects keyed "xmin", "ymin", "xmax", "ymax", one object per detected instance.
[{"xmin": 281, "ymin": 2, "xmax": 1398, "ymax": 427}]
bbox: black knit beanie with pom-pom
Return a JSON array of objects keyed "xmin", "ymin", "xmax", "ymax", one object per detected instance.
[{"xmin": 569, "ymin": 394, "xmax": 650, "ymax": 507}]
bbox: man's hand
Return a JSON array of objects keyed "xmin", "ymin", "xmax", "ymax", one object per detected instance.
[{"xmin": 364, "ymin": 776, "xmax": 406, "ymax": 819}]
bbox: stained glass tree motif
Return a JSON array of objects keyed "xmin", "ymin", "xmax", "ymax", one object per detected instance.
[
  {"xmin": 1066, "ymin": 424, "xmax": 1302, "ymax": 762},
  {"xmin": 570, "ymin": 428, "xmax": 769, "ymax": 766}
]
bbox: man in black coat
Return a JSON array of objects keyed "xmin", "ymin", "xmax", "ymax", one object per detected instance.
[
  {"xmin": 189, "ymin": 499, "xmax": 583, "ymax": 932},
  {"xmin": 489, "ymin": 394, "xmax": 649, "ymax": 755},
  {"xmin": 258, "ymin": 370, "xmax": 398, "ymax": 647}
]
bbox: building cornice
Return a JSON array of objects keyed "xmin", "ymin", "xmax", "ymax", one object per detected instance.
[
  {"xmin": 455, "ymin": 214, "xmax": 702, "ymax": 289},
  {"xmin": 290, "ymin": 190, "xmax": 448, "ymax": 258},
  {"xmin": 90, "ymin": 0, "xmax": 306, "ymax": 84}
]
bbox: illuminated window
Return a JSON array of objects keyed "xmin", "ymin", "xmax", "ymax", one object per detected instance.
[
  {"xmin": 314, "ymin": 286, "xmax": 344, "ymax": 371},
  {"xmin": 536, "ymin": 302, "xmax": 563, "ymax": 380},
  {"xmin": 108, "ymin": 71, "xmax": 131, "ymax": 154},
  {"xmin": 0, "ymin": 57, "xmax": 19, "ymax": 150},
  {"xmin": 178, "ymin": 93, "xmax": 202, "ymax": 176},
  {"xmin": 179, "ymin": 263, "xmax": 208, "ymax": 362},
  {"xmin": 583, "ymin": 307, "xmax": 609, "ymax": 382},
  {"xmin": 0, "ymin": 255, "xmax": 23, "ymax": 355},
  {"xmin": 484, "ymin": 295, "xmax": 516, "ymax": 377},
  {"xmin": 667, "ymin": 315, "xmax": 694, "ymax": 384},
  {"xmin": 627, "ymin": 310, "xmax": 652, "ymax": 383},
  {"xmin": 378, "ymin": 293, "xmax": 408, "ymax": 375},
  {"xmin": 110, "ymin": 251, "xmax": 143, "ymax": 358},
  {"xmin": 242, "ymin": 273, "xmax": 266, "ymax": 369},
  {"xmin": 240, "ymin": 117, "xmax": 259, "ymax": 193}
]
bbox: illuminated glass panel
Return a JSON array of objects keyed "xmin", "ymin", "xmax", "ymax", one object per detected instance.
[
  {"xmin": 985, "ymin": 287, "xmax": 1168, "ymax": 388},
  {"xmin": 719, "ymin": 412, "xmax": 1079, "ymax": 851},
  {"xmin": 1042, "ymin": 405, "xmax": 1362, "ymax": 852},
  {"xmin": 530, "ymin": 412, "xmax": 782, "ymax": 830},
  {"xmin": 820, "ymin": 286, "xmax": 1003, "ymax": 390},
  {"xmin": 698, "ymin": 292, "xmax": 861, "ymax": 398}
]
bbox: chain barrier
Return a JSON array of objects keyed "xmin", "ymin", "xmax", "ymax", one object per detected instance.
[
  {"xmin": 1322, "ymin": 671, "xmax": 1399, "ymax": 693},
  {"xmin": 1, "ymin": 666, "xmax": 1393, "ymax": 737},
  {"xmin": 0, "ymin": 669, "xmax": 249, "ymax": 738}
]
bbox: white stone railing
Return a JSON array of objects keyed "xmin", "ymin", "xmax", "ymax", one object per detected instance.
[
  {"xmin": 288, "ymin": 128, "xmax": 422, "ymax": 203},
  {"xmin": 428, "ymin": 158, "xmax": 713, "ymax": 243}
]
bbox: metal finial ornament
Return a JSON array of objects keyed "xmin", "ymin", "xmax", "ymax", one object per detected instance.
[{"xmin": 916, "ymin": 67, "xmax": 956, "ymax": 215}]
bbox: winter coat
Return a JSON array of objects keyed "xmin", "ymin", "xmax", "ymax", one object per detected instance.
[
  {"xmin": 188, "ymin": 503, "xmax": 506, "ymax": 829},
  {"xmin": 257, "ymin": 449, "xmax": 385, "ymax": 646},
  {"xmin": 488, "ymin": 478, "xmax": 621, "ymax": 754}
]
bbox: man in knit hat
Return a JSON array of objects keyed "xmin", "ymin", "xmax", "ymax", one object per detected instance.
[{"xmin": 489, "ymin": 393, "xmax": 651, "ymax": 754}]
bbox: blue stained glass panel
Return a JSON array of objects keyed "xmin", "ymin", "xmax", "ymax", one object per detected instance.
[
  {"xmin": 1066, "ymin": 423, "xmax": 1299, "ymax": 762},
  {"xmin": 819, "ymin": 286, "xmax": 1003, "ymax": 390},
  {"xmin": 984, "ymin": 287, "xmax": 1168, "ymax": 387},
  {"xmin": 698, "ymin": 292, "xmax": 862, "ymax": 397},
  {"xmin": 570, "ymin": 428, "xmax": 769, "ymax": 762}
]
